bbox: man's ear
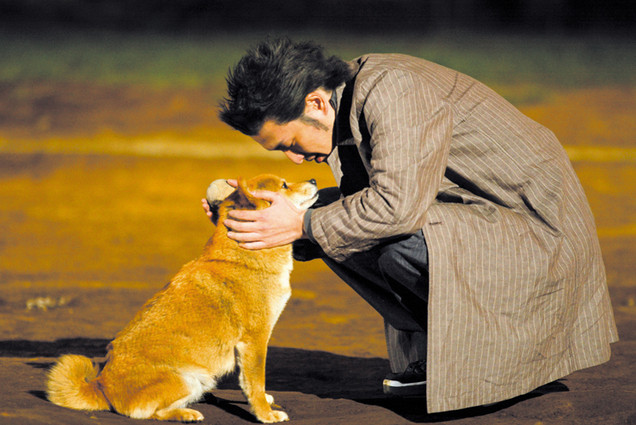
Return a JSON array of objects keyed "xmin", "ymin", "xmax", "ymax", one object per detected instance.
[
  {"xmin": 205, "ymin": 179, "xmax": 235, "ymax": 225},
  {"xmin": 304, "ymin": 90, "xmax": 329, "ymax": 114}
]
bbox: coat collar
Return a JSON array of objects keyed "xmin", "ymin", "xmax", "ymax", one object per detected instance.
[{"xmin": 330, "ymin": 60, "xmax": 362, "ymax": 148}]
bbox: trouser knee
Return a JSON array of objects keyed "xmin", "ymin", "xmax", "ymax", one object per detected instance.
[
  {"xmin": 377, "ymin": 233, "xmax": 428, "ymax": 298},
  {"xmin": 376, "ymin": 233, "xmax": 429, "ymax": 328},
  {"xmin": 377, "ymin": 246, "xmax": 407, "ymax": 279}
]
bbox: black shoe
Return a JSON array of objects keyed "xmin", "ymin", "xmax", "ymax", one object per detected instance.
[{"xmin": 383, "ymin": 360, "xmax": 427, "ymax": 396}]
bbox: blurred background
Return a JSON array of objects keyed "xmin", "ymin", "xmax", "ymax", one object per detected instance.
[
  {"xmin": 0, "ymin": 0, "xmax": 634, "ymax": 382},
  {"xmin": 0, "ymin": 2, "xmax": 635, "ymax": 424},
  {"xmin": 0, "ymin": 0, "xmax": 634, "ymax": 34}
]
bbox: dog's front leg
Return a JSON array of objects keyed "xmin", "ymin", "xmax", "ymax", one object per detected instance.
[{"xmin": 235, "ymin": 339, "xmax": 289, "ymax": 423}]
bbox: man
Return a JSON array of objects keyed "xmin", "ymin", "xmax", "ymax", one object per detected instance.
[{"xmin": 207, "ymin": 37, "xmax": 617, "ymax": 412}]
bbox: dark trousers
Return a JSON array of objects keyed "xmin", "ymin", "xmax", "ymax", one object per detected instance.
[{"xmin": 295, "ymin": 188, "xmax": 429, "ymax": 373}]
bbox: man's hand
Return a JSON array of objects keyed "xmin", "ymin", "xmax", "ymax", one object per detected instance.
[
  {"xmin": 201, "ymin": 198, "xmax": 213, "ymax": 219},
  {"xmin": 224, "ymin": 188, "xmax": 307, "ymax": 250}
]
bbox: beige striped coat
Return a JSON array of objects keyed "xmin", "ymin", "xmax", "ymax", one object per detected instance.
[{"xmin": 309, "ymin": 54, "xmax": 618, "ymax": 412}]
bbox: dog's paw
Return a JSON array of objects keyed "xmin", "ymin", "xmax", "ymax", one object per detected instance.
[
  {"xmin": 180, "ymin": 408, "xmax": 205, "ymax": 422},
  {"xmin": 153, "ymin": 407, "xmax": 204, "ymax": 422},
  {"xmin": 257, "ymin": 409, "xmax": 289, "ymax": 423}
]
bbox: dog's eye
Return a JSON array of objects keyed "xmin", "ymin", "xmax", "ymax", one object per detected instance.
[{"xmin": 282, "ymin": 182, "xmax": 288, "ymax": 189}]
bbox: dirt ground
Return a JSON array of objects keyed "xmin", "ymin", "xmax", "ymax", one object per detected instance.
[{"xmin": 0, "ymin": 82, "xmax": 635, "ymax": 424}]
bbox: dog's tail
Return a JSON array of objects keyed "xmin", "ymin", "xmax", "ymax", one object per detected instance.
[{"xmin": 46, "ymin": 354, "xmax": 110, "ymax": 411}]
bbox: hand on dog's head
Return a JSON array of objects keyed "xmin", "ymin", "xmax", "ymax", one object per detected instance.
[
  {"xmin": 205, "ymin": 177, "xmax": 269, "ymax": 225},
  {"xmin": 234, "ymin": 177, "xmax": 271, "ymax": 211}
]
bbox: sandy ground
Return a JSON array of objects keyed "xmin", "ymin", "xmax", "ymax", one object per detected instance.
[{"xmin": 0, "ymin": 82, "xmax": 635, "ymax": 424}]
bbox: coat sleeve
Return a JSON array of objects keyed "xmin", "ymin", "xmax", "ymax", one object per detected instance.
[{"xmin": 310, "ymin": 70, "xmax": 453, "ymax": 261}]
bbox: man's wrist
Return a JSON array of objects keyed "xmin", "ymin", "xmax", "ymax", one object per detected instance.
[{"xmin": 302, "ymin": 209, "xmax": 316, "ymax": 242}]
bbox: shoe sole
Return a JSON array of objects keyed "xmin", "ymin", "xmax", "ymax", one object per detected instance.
[{"xmin": 382, "ymin": 378, "xmax": 427, "ymax": 397}]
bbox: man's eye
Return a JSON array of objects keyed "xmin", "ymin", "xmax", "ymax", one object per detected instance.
[{"xmin": 282, "ymin": 182, "xmax": 288, "ymax": 189}]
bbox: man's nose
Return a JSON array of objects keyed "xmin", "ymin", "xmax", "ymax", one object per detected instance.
[{"xmin": 284, "ymin": 151, "xmax": 304, "ymax": 164}]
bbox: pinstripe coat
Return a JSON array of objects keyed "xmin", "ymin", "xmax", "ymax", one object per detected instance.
[{"xmin": 309, "ymin": 54, "xmax": 618, "ymax": 412}]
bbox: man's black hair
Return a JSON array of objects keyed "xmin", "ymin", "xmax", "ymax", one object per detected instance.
[{"xmin": 219, "ymin": 37, "xmax": 353, "ymax": 136}]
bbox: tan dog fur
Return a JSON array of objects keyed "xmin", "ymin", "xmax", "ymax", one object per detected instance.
[{"xmin": 46, "ymin": 174, "xmax": 318, "ymax": 423}]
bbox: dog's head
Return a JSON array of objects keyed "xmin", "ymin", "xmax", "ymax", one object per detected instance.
[{"xmin": 206, "ymin": 174, "xmax": 318, "ymax": 225}]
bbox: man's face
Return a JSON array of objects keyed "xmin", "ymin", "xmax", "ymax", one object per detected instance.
[
  {"xmin": 253, "ymin": 117, "xmax": 333, "ymax": 164},
  {"xmin": 252, "ymin": 89, "xmax": 335, "ymax": 164}
]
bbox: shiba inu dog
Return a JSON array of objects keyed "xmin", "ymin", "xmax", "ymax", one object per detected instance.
[{"xmin": 46, "ymin": 174, "xmax": 318, "ymax": 423}]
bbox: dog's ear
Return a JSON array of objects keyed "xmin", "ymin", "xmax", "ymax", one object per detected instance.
[
  {"xmin": 206, "ymin": 179, "xmax": 235, "ymax": 225},
  {"xmin": 233, "ymin": 177, "xmax": 269, "ymax": 210}
]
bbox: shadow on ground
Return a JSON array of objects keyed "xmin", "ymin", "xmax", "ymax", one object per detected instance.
[{"xmin": 0, "ymin": 338, "xmax": 569, "ymax": 424}]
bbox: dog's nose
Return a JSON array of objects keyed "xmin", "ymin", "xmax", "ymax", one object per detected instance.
[{"xmin": 308, "ymin": 179, "xmax": 317, "ymax": 185}]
